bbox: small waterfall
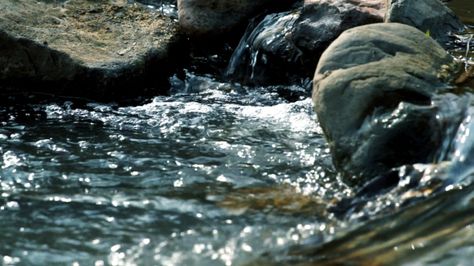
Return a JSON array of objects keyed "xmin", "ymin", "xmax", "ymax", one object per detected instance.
[
  {"xmin": 402, "ymin": 91, "xmax": 474, "ymax": 185},
  {"xmin": 399, "ymin": 92, "xmax": 474, "ymax": 185},
  {"xmin": 225, "ymin": 11, "xmax": 302, "ymax": 85},
  {"xmin": 445, "ymin": 97, "xmax": 474, "ymax": 183},
  {"xmin": 434, "ymin": 93, "xmax": 471, "ymax": 163}
]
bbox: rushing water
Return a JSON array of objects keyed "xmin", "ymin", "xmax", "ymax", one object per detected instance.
[
  {"xmin": 1, "ymin": 1, "xmax": 474, "ymax": 266},
  {"xmin": 0, "ymin": 73, "xmax": 347, "ymax": 266}
]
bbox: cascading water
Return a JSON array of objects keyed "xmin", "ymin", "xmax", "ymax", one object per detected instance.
[
  {"xmin": 446, "ymin": 102, "xmax": 474, "ymax": 184},
  {"xmin": 0, "ymin": 72, "xmax": 345, "ymax": 266},
  {"xmin": 225, "ymin": 11, "xmax": 304, "ymax": 86}
]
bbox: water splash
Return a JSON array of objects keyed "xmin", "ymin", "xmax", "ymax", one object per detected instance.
[
  {"xmin": 0, "ymin": 72, "xmax": 341, "ymax": 266},
  {"xmin": 225, "ymin": 11, "xmax": 302, "ymax": 85}
]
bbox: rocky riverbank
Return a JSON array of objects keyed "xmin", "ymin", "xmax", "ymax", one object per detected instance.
[
  {"xmin": 0, "ymin": 0, "xmax": 468, "ymax": 101},
  {"xmin": 1, "ymin": 0, "xmax": 473, "ymax": 180}
]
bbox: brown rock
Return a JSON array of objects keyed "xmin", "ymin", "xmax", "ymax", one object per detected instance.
[
  {"xmin": 304, "ymin": 0, "xmax": 385, "ymax": 18},
  {"xmin": 313, "ymin": 23, "xmax": 464, "ymax": 183},
  {"xmin": 0, "ymin": 0, "xmax": 182, "ymax": 102},
  {"xmin": 177, "ymin": 0, "xmax": 296, "ymax": 36},
  {"xmin": 385, "ymin": 0, "xmax": 464, "ymax": 45}
]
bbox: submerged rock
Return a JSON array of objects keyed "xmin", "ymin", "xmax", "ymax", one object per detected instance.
[
  {"xmin": 312, "ymin": 23, "xmax": 464, "ymax": 184},
  {"xmin": 385, "ymin": 0, "xmax": 465, "ymax": 45},
  {"xmin": 226, "ymin": 0, "xmax": 385, "ymax": 86},
  {"xmin": 177, "ymin": 0, "xmax": 297, "ymax": 36},
  {"xmin": 0, "ymin": 0, "xmax": 182, "ymax": 102}
]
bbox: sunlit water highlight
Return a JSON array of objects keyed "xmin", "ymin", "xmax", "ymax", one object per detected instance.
[
  {"xmin": 0, "ymin": 73, "xmax": 351, "ymax": 266},
  {"xmin": 1, "ymin": 1, "xmax": 474, "ymax": 266},
  {"xmin": 1, "ymin": 68, "xmax": 474, "ymax": 265}
]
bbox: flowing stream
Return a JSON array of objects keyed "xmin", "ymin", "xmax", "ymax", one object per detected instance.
[{"xmin": 1, "ymin": 1, "xmax": 474, "ymax": 266}]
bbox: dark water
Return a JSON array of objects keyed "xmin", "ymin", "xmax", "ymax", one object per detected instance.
[{"xmin": 1, "ymin": 1, "xmax": 474, "ymax": 266}]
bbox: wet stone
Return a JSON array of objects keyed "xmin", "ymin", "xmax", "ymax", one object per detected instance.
[
  {"xmin": 386, "ymin": 0, "xmax": 465, "ymax": 46},
  {"xmin": 313, "ymin": 23, "xmax": 465, "ymax": 184},
  {"xmin": 177, "ymin": 0, "xmax": 298, "ymax": 36},
  {"xmin": 0, "ymin": 0, "xmax": 182, "ymax": 102},
  {"xmin": 225, "ymin": 0, "xmax": 385, "ymax": 86}
]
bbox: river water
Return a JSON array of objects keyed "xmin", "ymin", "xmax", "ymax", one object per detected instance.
[{"xmin": 1, "ymin": 1, "xmax": 473, "ymax": 266}]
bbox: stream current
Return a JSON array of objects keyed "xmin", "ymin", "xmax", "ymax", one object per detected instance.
[{"xmin": 1, "ymin": 1, "xmax": 474, "ymax": 266}]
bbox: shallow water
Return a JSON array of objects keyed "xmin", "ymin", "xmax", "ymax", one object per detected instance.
[
  {"xmin": 1, "ymin": 1, "xmax": 474, "ymax": 266},
  {"xmin": 0, "ymin": 74, "xmax": 348, "ymax": 265},
  {"xmin": 2, "ymin": 78, "xmax": 473, "ymax": 266}
]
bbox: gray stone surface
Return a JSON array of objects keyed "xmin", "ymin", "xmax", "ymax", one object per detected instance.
[
  {"xmin": 313, "ymin": 23, "xmax": 463, "ymax": 183},
  {"xmin": 385, "ymin": 0, "xmax": 465, "ymax": 45},
  {"xmin": 177, "ymin": 0, "xmax": 296, "ymax": 36},
  {"xmin": 226, "ymin": 0, "xmax": 385, "ymax": 85},
  {"xmin": 0, "ymin": 0, "xmax": 181, "ymax": 101}
]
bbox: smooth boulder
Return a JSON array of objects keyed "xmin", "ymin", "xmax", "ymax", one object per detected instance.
[
  {"xmin": 313, "ymin": 23, "xmax": 463, "ymax": 184},
  {"xmin": 385, "ymin": 0, "xmax": 465, "ymax": 45},
  {"xmin": 0, "ymin": 0, "xmax": 181, "ymax": 102},
  {"xmin": 226, "ymin": 0, "xmax": 385, "ymax": 85}
]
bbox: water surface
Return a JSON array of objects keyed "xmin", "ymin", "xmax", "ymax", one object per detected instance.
[{"xmin": 1, "ymin": 1, "xmax": 474, "ymax": 266}]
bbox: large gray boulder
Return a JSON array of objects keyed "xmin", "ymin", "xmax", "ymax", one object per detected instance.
[
  {"xmin": 226, "ymin": 0, "xmax": 385, "ymax": 85},
  {"xmin": 313, "ymin": 23, "xmax": 464, "ymax": 184},
  {"xmin": 0, "ymin": 0, "xmax": 182, "ymax": 102},
  {"xmin": 385, "ymin": 0, "xmax": 465, "ymax": 45},
  {"xmin": 177, "ymin": 0, "xmax": 297, "ymax": 36}
]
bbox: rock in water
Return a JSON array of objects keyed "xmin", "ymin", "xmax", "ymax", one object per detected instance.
[
  {"xmin": 385, "ymin": 0, "xmax": 465, "ymax": 45},
  {"xmin": 312, "ymin": 23, "xmax": 464, "ymax": 184},
  {"xmin": 0, "ymin": 0, "xmax": 182, "ymax": 102},
  {"xmin": 177, "ymin": 0, "xmax": 297, "ymax": 36},
  {"xmin": 225, "ymin": 0, "xmax": 385, "ymax": 86},
  {"xmin": 296, "ymin": 0, "xmax": 385, "ymax": 51}
]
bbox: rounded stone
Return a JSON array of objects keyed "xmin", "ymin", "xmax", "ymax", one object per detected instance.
[{"xmin": 312, "ymin": 23, "xmax": 463, "ymax": 184}]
